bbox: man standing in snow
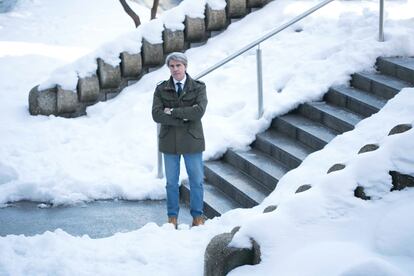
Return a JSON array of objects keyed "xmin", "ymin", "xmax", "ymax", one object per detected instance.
[{"xmin": 152, "ymin": 52, "xmax": 207, "ymax": 228}]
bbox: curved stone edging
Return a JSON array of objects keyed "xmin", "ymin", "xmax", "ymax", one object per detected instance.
[
  {"xmin": 28, "ymin": 0, "xmax": 273, "ymax": 117},
  {"xmin": 204, "ymin": 226, "xmax": 261, "ymax": 276}
]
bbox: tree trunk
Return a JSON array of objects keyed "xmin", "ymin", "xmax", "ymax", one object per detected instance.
[
  {"xmin": 119, "ymin": 0, "xmax": 141, "ymax": 27},
  {"xmin": 151, "ymin": 0, "xmax": 160, "ymax": 19}
]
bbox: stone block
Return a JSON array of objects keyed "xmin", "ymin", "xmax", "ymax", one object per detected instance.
[
  {"xmin": 141, "ymin": 39, "xmax": 164, "ymax": 67},
  {"xmin": 251, "ymin": 239, "xmax": 261, "ymax": 265},
  {"xmin": 327, "ymin": 163, "xmax": 346, "ymax": 174},
  {"xmin": 120, "ymin": 51, "xmax": 142, "ymax": 78},
  {"xmin": 163, "ymin": 29, "xmax": 185, "ymax": 54},
  {"xmin": 226, "ymin": 0, "xmax": 247, "ymax": 18},
  {"xmin": 57, "ymin": 86, "xmax": 78, "ymax": 114},
  {"xmin": 388, "ymin": 123, "xmax": 412, "ymax": 136},
  {"xmin": 390, "ymin": 171, "xmax": 414, "ymax": 191},
  {"xmin": 295, "ymin": 184, "xmax": 312, "ymax": 193},
  {"xmin": 184, "ymin": 16, "xmax": 206, "ymax": 43},
  {"xmin": 204, "ymin": 227, "xmax": 260, "ymax": 276},
  {"xmin": 247, "ymin": 0, "xmax": 265, "ymax": 8},
  {"xmin": 106, "ymin": 91, "xmax": 121, "ymax": 101},
  {"xmin": 205, "ymin": 6, "xmax": 227, "ymax": 31},
  {"xmin": 77, "ymin": 75, "xmax": 100, "ymax": 102},
  {"xmin": 28, "ymin": 85, "xmax": 57, "ymax": 116},
  {"xmin": 231, "ymin": 226, "xmax": 241, "ymax": 235},
  {"xmin": 358, "ymin": 144, "xmax": 379, "ymax": 154},
  {"xmin": 263, "ymin": 205, "xmax": 277, "ymax": 213},
  {"xmin": 97, "ymin": 58, "xmax": 122, "ymax": 89},
  {"xmin": 354, "ymin": 186, "xmax": 370, "ymax": 200}
]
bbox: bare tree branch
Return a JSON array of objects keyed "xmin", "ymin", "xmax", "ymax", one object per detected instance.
[
  {"xmin": 119, "ymin": 0, "xmax": 141, "ymax": 27},
  {"xmin": 151, "ymin": 0, "xmax": 160, "ymax": 20}
]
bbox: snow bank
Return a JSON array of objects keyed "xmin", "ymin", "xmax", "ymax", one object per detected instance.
[
  {"xmin": 1, "ymin": 0, "xmax": 414, "ymax": 275},
  {"xmin": 229, "ymin": 88, "xmax": 414, "ymax": 275},
  {"xmin": 1, "ymin": 0, "xmax": 414, "ymax": 206},
  {"xmin": 0, "ymin": 88, "xmax": 413, "ymax": 276}
]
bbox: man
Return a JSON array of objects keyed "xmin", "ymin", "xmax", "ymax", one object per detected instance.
[{"xmin": 152, "ymin": 52, "xmax": 208, "ymax": 228}]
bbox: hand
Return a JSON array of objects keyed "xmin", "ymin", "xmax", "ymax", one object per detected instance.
[{"xmin": 164, "ymin": 107, "xmax": 172, "ymax": 115}]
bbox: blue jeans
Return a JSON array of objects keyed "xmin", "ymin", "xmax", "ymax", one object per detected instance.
[{"xmin": 163, "ymin": 152, "xmax": 204, "ymax": 218}]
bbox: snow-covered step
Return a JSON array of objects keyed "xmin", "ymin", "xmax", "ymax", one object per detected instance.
[
  {"xmin": 273, "ymin": 114, "xmax": 338, "ymax": 151},
  {"xmin": 180, "ymin": 179, "xmax": 240, "ymax": 219},
  {"xmin": 298, "ymin": 101, "xmax": 364, "ymax": 133},
  {"xmin": 204, "ymin": 161, "xmax": 269, "ymax": 208},
  {"xmin": 351, "ymin": 71, "xmax": 412, "ymax": 100},
  {"xmin": 253, "ymin": 130, "xmax": 314, "ymax": 170},
  {"xmin": 196, "ymin": 57, "xmax": 414, "ymax": 219},
  {"xmin": 377, "ymin": 57, "xmax": 414, "ymax": 85},
  {"xmin": 223, "ymin": 148, "xmax": 288, "ymax": 192},
  {"xmin": 325, "ymin": 85, "xmax": 386, "ymax": 117}
]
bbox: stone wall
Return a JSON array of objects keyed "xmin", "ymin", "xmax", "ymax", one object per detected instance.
[{"xmin": 28, "ymin": 0, "xmax": 271, "ymax": 118}]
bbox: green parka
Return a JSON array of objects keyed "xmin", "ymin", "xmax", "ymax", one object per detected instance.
[{"xmin": 152, "ymin": 74, "xmax": 208, "ymax": 154}]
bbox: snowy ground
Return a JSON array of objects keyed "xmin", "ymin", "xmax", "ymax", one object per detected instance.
[{"xmin": 0, "ymin": 0, "xmax": 414, "ymax": 275}]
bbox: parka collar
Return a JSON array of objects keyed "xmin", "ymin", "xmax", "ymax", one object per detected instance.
[{"xmin": 164, "ymin": 73, "xmax": 194, "ymax": 92}]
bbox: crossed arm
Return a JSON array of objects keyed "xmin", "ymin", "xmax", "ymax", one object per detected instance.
[
  {"xmin": 170, "ymin": 85, "xmax": 207, "ymax": 121},
  {"xmin": 152, "ymin": 90, "xmax": 186, "ymax": 126},
  {"xmin": 152, "ymin": 85, "xmax": 207, "ymax": 125}
]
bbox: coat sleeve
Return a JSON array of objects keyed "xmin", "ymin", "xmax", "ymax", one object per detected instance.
[
  {"xmin": 171, "ymin": 83, "xmax": 207, "ymax": 121},
  {"xmin": 152, "ymin": 87, "xmax": 186, "ymax": 126}
]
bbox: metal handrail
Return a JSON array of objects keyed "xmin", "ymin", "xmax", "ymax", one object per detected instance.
[
  {"xmin": 194, "ymin": 0, "xmax": 336, "ymax": 80},
  {"xmin": 379, "ymin": 0, "xmax": 385, "ymax": 41},
  {"xmin": 195, "ymin": 0, "xmax": 385, "ymax": 80},
  {"xmin": 157, "ymin": 0, "xmax": 386, "ymax": 178}
]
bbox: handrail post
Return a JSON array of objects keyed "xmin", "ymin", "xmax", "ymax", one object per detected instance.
[
  {"xmin": 379, "ymin": 0, "xmax": 384, "ymax": 42},
  {"xmin": 157, "ymin": 123, "xmax": 163, "ymax": 178},
  {"xmin": 256, "ymin": 45, "xmax": 264, "ymax": 119}
]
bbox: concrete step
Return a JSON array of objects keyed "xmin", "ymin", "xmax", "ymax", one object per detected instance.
[
  {"xmin": 194, "ymin": 56, "xmax": 414, "ymax": 219},
  {"xmin": 180, "ymin": 179, "xmax": 240, "ymax": 219},
  {"xmin": 272, "ymin": 114, "xmax": 338, "ymax": 151},
  {"xmin": 253, "ymin": 130, "xmax": 313, "ymax": 170},
  {"xmin": 377, "ymin": 57, "xmax": 414, "ymax": 84},
  {"xmin": 204, "ymin": 160, "xmax": 269, "ymax": 208},
  {"xmin": 223, "ymin": 148, "xmax": 288, "ymax": 192},
  {"xmin": 297, "ymin": 101, "xmax": 364, "ymax": 133},
  {"xmin": 325, "ymin": 85, "xmax": 386, "ymax": 117},
  {"xmin": 351, "ymin": 71, "xmax": 411, "ymax": 100}
]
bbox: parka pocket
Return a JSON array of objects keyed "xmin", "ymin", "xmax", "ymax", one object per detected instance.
[
  {"xmin": 162, "ymin": 92, "xmax": 178, "ymax": 107},
  {"xmin": 188, "ymin": 128, "xmax": 203, "ymax": 139},
  {"xmin": 182, "ymin": 93, "xmax": 197, "ymax": 106},
  {"xmin": 159, "ymin": 126, "xmax": 169, "ymax": 138}
]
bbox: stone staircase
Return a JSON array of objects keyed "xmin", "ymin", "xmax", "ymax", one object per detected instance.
[{"xmin": 180, "ymin": 56, "xmax": 414, "ymax": 218}]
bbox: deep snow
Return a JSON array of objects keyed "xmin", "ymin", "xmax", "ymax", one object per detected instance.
[{"xmin": 0, "ymin": 0, "xmax": 414, "ymax": 275}]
